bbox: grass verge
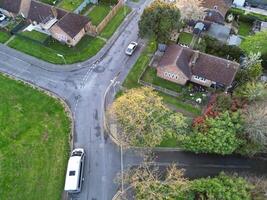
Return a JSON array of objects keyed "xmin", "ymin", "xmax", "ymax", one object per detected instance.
[
  {"xmin": 0, "ymin": 31, "xmax": 11, "ymax": 43},
  {"xmin": 8, "ymin": 35, "xmax": 105, "ymax": 64},
  {"xmin": 100, "ymin": 6, "xmax": 131, "ymax": 39},
  {"xmin": 238, "ymin": 21, "xmax": 252, "ymax": 37},
  {"xmin": 0, "ymin": 74, "xmax": 70, "ymax": 199}
]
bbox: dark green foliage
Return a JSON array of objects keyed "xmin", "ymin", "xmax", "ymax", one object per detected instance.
[
  {"xmin": 214, "ymin": 94, "xmax": 232, "ymax": 112},
  {"xmin": 138, "ymin": 0, "xmax": 181, "ymax": 43},
  {"xmin": 181, "ymin": 112, "xmax": 244, "ymax": 155},
  {"xmin": 228, "ymin": 7, "xmax": 267, "ymax": 22},
  {"xmin": 203, "ymin": 36, "xmax": 244, "ymax": 61},
  {"xmin": 190, "ymin": 173, "xmax": 253, "ymax": 200}
]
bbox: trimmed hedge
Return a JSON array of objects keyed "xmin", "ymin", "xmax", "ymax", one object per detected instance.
[{"xmin": 228, "ymin": 7, "xmax": 267, "ymax": 22}]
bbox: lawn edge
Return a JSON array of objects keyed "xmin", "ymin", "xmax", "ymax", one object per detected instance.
[{"xmin": 0, "ymin": 72, "xmax": 74, "ymax": 150}]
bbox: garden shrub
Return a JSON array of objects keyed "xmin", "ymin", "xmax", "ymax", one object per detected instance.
[{"xmin": 182, "ymin": 111, "xmax": 244, "ymax": 155}]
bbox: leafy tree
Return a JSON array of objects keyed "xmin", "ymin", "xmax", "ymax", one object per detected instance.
[
  {"xmin": 181, "ymin": 112, "xmax": 244, "ymax": 155},
  {"xmin": 175, "ymin": 0, "xmax": 206, "ymax": 21},
  {"xmin": 122, "ymin": 163, "xmax": 253, "ymax": 200},
  {"xmin": 243, "ymin": 102, "xmax": 267, "ymax": 150},
  {"xmin": 191, "ymin": 173, "xmax": 253, "ymax": 200},
  {"xmin": 138, "ymin": 0, "xmax": 181, "ymax": 43},
  {"xmin": 109, "ymin": 87, "xmax": 188, "ymax": 147},
  {"xmin": 240, "ymin": 31, "xmax": 267, "ymax": 56},
  {"xmin": 236, "ymin": 52, "xmax": 263, "ymax": 84},
  {"xmin": 240, "ymin": 31, "xmax": 267, "ymax": 67},
  {"xmin": 234, "ymin": 81, "xmax": 267, "ymax": 102}
]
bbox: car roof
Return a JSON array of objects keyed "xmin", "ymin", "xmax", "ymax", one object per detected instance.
[
  {"xmin": 64, "ymin": 156, "xmax": 82, "ymax": 191},
  {"xmin": 128, "ymin": 43, "xmax": 136, "ymax": 49}
]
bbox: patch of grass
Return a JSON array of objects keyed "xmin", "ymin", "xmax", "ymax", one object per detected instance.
[
  {"xmin": 122, "ymin": 40, "xmax": 157, "ymax": 89},
  {"xmin": 87, "ymin": 4, "xmax": 112, "ymax": 26},
  {"xmin": 59, "ymin": 0, "xmax": 84, "ymax": 11},
  {"xmin": 0, "ymin": 31, "xmax": 11, "ymax": 43},
  {"xmin": 100, "ymin": 6, "xmax": 131, "ymax": 39},
  {"xmin": 238, "ymin": 21, "xmax": 252, "ymax": 37},
  {"xmin": 141, "ymin": 67, "xmax": 183, "ymax": 93},
  {"xmin": 8, "ymin": 35, "xmax": 105, "ymax": 64},
  {"xmin": 39, "ymin": 0, "xmax": 61, "ymax": 5},
  {"xmin": 0, "ymin": 74, "xmax": 70, "ymax": 199},
  {"xmin": 19, "ymin": 31, "xmax": 48, "ymax": 43},
  {"xmin": 178, "ymin": 32, "xmax": 193, "ymax": 45}
]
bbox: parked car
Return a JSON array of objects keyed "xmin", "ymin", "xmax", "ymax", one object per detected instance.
[
  {"xmin": 125, "ymin": 41, "xmax": 138, "ymax": 56},
  {"xmin": 0, "ymin": 14, "xmax": 6, "ymax": 22}
]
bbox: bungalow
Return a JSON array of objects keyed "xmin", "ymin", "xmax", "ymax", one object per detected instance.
[
  {"xmin": 0, "ymin": 0, "xmax": 30, "ymax": 18},
  {"xmin": 201, "ymin": 0, "xmax": 232, "ymax": 24},
  {"xmin": 50, "ymin": 12, "xmax": 91, "ymax": 46},
  {"xmin": 157, "ymin": 45, "xmax": 239, "ymax": 90},
  {"xmin": 26, "ymin": 1, "xmax": 91, "ymax": 46}
]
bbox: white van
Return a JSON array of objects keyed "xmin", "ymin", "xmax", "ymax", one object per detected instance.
[{"xmin": 64, "ymin": 148, "xmax": 85, "ymax": 193}]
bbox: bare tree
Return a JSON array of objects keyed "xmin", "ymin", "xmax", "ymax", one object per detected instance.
[{"xmin": 175, "ymin": 0, "xmax": 206, "ymax": 21}]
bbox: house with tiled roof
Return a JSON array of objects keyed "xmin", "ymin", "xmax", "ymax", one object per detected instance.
[
  {"xmin": 0, "ymin": 0, "xmax": 30, "ymax": 18},
  {"xmin": 157, "ymin": 45, "xmax": 239, "ymax": 90},
  {"xmin": 201, "ymin": 0, "xmax": 232, "ymax": 24},
  {"xmin": 50, "ymin": 12, "xmax": 91, "ymax": 46}
]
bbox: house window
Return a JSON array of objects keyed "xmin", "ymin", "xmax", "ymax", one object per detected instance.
[
  {"xmin": 164, "ymin": 71, "xmax": 179, "ymax": 80},
  {"xmin": 194, "ymin": 75, "xmax": 207, "ymax": 82}
]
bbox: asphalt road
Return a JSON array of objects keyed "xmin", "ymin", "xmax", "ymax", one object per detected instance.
[{"xmin": 0, "ymin": 0, "xmax": 266, "ymax": 199}]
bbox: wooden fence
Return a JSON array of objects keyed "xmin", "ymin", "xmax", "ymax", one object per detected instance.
[{"xmin": 87, "ymin": 0, "xmax": 124, "ymax": 35}]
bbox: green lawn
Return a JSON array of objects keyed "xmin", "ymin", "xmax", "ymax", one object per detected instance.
[
  {"xmin": 8, "ymin": 35, "xmax": 105, "ymax": 64},
  {"xmin": 238, "ymin": 21, "xmax": 252, "ymax": 37},
  {"xmin": 59, "ymin": 0, "xmax": 84, "ymax": 11},
  {"xmin": 19, "ymin": 31, "xmax": 48, "ymax": 43},
  {"xmin": 0, "ymin": 31, "xmax": 11, "ymax": 43},
  {"xmin": 0, "ymin": 74, "xmax": 70, "ymax": 199},
  {"xmin": 87, "ymin": 4, "xmax": 112, "ymax": 26},
  {"xmin": 178, "ymin": 32, "xmax": 193, "ymax": 45},
  {"xmin": 100, "ymin": 6, "xmax": 131, "ymax": 39}
]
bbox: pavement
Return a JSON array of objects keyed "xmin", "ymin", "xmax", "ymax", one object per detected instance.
[{"xmin": 0, "ymin": 0, "xmax": 266, "ymax": 200}]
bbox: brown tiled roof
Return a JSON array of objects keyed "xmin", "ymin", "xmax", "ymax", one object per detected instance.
[
  {"xmin": 0, "ymin": 0, "xmax": 22, "ymax": 13},
  {"xmin": 158, "ymin": 45, "xmax": 192, "ymax": 78},
  {"xmin": 56, "ymin": 12, "xmax": 89, "ymax": 38},
  {"xmin": 204, "ymin": 10, "xmax": 225, "ymax": 24},
  {"xmin": 201, "ymin": 0, "xmax": 232, "ymax": 17},
  {"xmin": 192, "ymin": 53, "xmax": 239, "ymax": 86},
  {"xmin": 158, "ymin": 45, "xmax": 239, "ymax": 86},
  {"xmin": 27, "ymin": 0, "xmax": 55, "ymax": 23}
]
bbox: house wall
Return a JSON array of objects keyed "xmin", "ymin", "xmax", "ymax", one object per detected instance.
[
  {"xmin": 190, "ymin": 75, "xmax": 213, "ymax": 87},
  {"xmin": 157, "ymin": 65, "xmax": 188, "ymax": 85},
  {"xmin": 50, "ymin": 24, "xmax": 86, "ymax": 46},
  {"xmin": 20, "ymin": 0, "xmax": 31, "ymax": 18}
]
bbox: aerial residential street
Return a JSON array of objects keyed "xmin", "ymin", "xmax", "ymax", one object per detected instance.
[{"xmin": 0, "ymin": 0, "xmax": 267, "ymax": 199}]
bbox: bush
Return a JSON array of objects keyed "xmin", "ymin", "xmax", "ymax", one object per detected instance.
[
  {"xmin": 203, "ymin": 36, "xmax": 244, "ymax": 61},
  {"xmin": 191, "ymin": 173, "xmax": 253, "ymax": 200},
  {"xmin": 181, "ymin": 111, "xmax": 244, "ymax": 155},
  {"xmin": 228, "ymin": 7, "xmax": 267, "ymax": 22}
]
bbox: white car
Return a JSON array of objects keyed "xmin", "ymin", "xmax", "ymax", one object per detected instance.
[
  {"xmin": 0, "ymin": 14, "xmax": 6, "ymax": 22},
  {"xmin": 125, "ymin": 41, "xmax": 138, "ymax": 56}
]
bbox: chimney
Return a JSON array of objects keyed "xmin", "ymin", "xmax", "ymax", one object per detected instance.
[{"xmin": 189, "ymin": 51, "xmax": 199, "ymax": 68}]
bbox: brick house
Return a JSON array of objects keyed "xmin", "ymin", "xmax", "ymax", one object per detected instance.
[
  {"xmin": 201, "ymin": 0, "xmax": 232, "ymax": 24},
  {"xmin": 26, "ymin": 0, "xmax": 91, "ymax": 46},
  {"xmin": 50, "ymin": 12, "xmax": 91, "ymax": 46},
  {"xmin": 0, "ymin": 0, "xmax": 30, "ymax": 18},
  {"xmin": 157, "ymin": 45, "xmax": 239, "ymax": 90}
]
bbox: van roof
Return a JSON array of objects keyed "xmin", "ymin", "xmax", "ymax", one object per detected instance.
[{"xmin": 64, "ymin": 155, "xmax": 82, "ymax": 191}]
